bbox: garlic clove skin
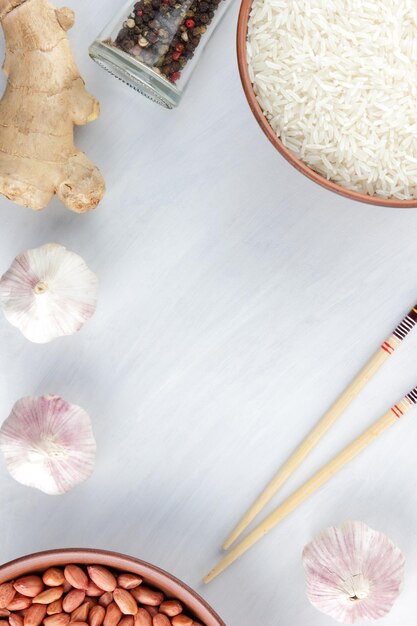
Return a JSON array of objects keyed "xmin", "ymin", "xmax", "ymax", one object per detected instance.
[
  {"xmin": 0, "ymin": 395, "xmax": 96, "ymax": 495},
  {"xmin": 302, "ymin": 521, "xmax": 405, "ymax": 623},
  {"xmin": 0, "ymin": 243, "xmax": 98, "ymax": 343}
]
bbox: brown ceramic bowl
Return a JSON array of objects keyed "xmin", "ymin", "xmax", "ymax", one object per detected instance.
[
  {"xmin": 0, "ymin": 549, "xmax": 225, "ymax": 626},
  {"xmin": 237, "ymin": 0, "xmax": 417, "ymax": 208}
]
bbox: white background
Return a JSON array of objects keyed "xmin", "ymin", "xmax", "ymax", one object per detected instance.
[{"xmin": 1, "ymin": 1, "xmax": 417, "ymax": 624}]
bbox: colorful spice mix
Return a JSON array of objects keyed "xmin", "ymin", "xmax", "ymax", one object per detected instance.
[{"xmin": 112, "ymin": 0, "xmax": 223, "ymax": 83}]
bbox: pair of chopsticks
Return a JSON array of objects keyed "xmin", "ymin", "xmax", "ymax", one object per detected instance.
[{"xmin": 204, "ymin": 301, "xmax": 417, "ymax": 583}]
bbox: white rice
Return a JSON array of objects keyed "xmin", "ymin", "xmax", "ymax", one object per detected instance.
[{"xmin": 247, "ymin": 0, "xmax": 417, "ymax": 199}]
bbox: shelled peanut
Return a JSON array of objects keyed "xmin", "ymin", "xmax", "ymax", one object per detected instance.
[{"xmin": 0, "ymin": 566, "xmax": 203, "ymax": 626}]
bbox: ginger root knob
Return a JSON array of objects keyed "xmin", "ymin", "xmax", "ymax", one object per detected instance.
[
  {"xmin": 0, "ymin": 0, "xmax": 105, "ymax": 212},
  {"xmin": 55, "ymin": 6, "xmax": 75, "ymax": 30}
]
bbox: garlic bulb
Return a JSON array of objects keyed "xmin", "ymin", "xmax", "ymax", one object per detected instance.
[
  {"xmin": 0, "ymin": 243, "xmax": 98, "ymax": 343},
  {"xmin": 303, "ymin": 521, "xmax": 404, "ymax": 623},
  {"xmin": 0, "ymin": 395, "xmax": 96, "ymax": 495}
]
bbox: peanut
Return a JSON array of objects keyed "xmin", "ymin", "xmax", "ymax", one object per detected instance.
[
  {"xmin": 7, "ymin": 595, "xmax": 32, "ymax": 611},
  {"xmin": 159, "ymin": 601, "xmax": 182, "ymax": 617},
  {"xmin": 43, "ymin": 570, "xmax": 65, "ymax": 588},
  {"xmin": 47, "ymin": 601, "xmax": 63, "ymax": 615},
  {"xmin": 130, "ymin": 588, "xmax": 163, "ymax": 607},
  {"xmin": 0, "ymin": 584, "xmax": 15, "ymax": 609},
  {"xmin": 116, "ymin": 576, "xmax": 142, "ymax": 591},
  {"xmin": 14, "ymin": 577, "xmax": 44, "ymax": 599},
  {"xmin": 32, "ymin": 587, "xmax": 64, "ymax": 605},
  {"xmin": 98, "ymin": 594, "xmax": 113, "ymax": 609},
  {"xmin": 113, "ymin": 590, "xmax": 137, "ymax": 616},
  {"xmin": 63, "ymin": 567, "xmax": 88, "ymax": 592},
  {"xmin": 43, "ymin": 613, "xmax": 70, "ymax": 626},
  {"xmin": 89, "ymin": 605, "xmax": 106, "ymax": 626},
  {"xmin": 71, "ymin": 602, "xmax": 91, "ymax": 622},
  {"xmin": 62, "ymin": 590, "xmax": 85, "ymax": 613},
  {"xmin": 24, "ymin": 603, "xmax": 47, "ymax": 626},
  {"xmin": 86, "ymin": 583, "xmax": 103, "ymax": 598},
  {"xmin": 87, "ymin": 568, "xmax": 116, "ymax": 594},
  {"xmin": 9, "ymin": 613, "xmax": 24, "ymax": 626},
  {"xmin": 134, "ymin": 610, "xmax": 152, "ymax": 626},
  {"xmin": 103, "ymin": 602, "xmax": 122, "ymax": 626}
]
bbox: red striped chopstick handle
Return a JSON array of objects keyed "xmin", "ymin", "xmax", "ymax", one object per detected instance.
[
  {"xmin": 381, "ymin": 305, "xmax": 417, "ymax": 354},
  {"xmin": 391, "ymin": 386, "xmax": 417, "ymax": 418}
]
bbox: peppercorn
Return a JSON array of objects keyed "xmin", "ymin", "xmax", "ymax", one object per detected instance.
[
  {"xmin": 170, "ymin": 71, "xmax": 181, "ymax": 82},
  {"xmin": 185, "ymin": 18, "xmax": 195, "ymax": 28},
  {"xmin": 116, "ymin": 27, "xmax": 128, "ymax": 40},
  {"xmin": 175, "ymin": 43, "xmax": 184, "ymax": 53}
]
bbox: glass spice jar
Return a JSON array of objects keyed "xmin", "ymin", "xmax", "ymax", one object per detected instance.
[{"xmin": 89, "ymin": 0, "xmax": 232, "ymax": 108}]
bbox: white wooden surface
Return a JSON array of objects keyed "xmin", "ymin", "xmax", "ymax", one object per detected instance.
[{"xmin": 1, "ymin": 2, "xmax": 417, "ymax": 624}]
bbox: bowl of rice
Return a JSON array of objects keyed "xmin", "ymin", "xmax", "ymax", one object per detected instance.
[{"xmin": 238, "ymin": 0, "xmax": 417, "ymax": 207}]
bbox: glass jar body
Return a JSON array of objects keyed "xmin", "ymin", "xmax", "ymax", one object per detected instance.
[{"xmin": 89, "ymin": 0, "xmax": 231, "ymax": 108}]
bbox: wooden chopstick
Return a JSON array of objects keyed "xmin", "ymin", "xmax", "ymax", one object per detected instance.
[
  {"xmin": 204, "ymin": 385, "xmax": 417, "ymax": 583},
  {"xmin": 222, "ymin": 303, "xmax": 417, "ymax": 551}
]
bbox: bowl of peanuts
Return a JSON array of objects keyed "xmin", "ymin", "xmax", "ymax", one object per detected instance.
[{"xmin": 0, "ymin": 549, "xmax": 225, "ymax": 626}]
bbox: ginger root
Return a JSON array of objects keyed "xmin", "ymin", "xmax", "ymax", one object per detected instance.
[{"xmin": 0, "ymin": 0, "xmax": 105, "ymax": 212}]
